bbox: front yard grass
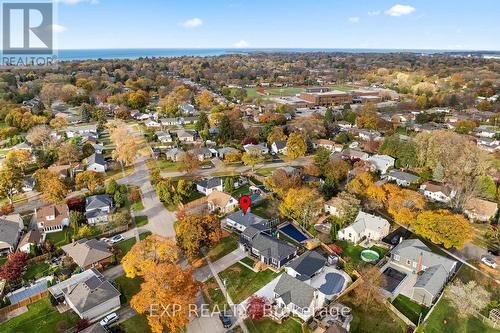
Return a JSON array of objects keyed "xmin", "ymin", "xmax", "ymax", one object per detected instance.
[
  {"xmin": 218, "ymin": 262, "xmax": 280, "ymax": 304},
  {"xmin": 231, "ymin": 185, "xmax": 250, "ymax": 198},
  {"xmin": 114, "ymin": 313, "xmax": 151, "ymax": 333},
  {"xmin": 23, "ymin": 261, "xmax": 50, "ymax": 281},
  {"xmin": 255, "ymin": 167, "xmax": 277, "ymax": 177},
  {"xmin": 206, "ymin": 235, "xmax": 238, "ymax": 263},
  {"xmin": 391, "ymin": 294, "xmax": 429, "ymax": 325},
  {"xmin": 134, "ymin": 215, "xmax": 149, "ymax": 227},
  {"xmin": 0, "ymin": 297, "xmax": 79, "ymax": 333},
  {"xmin": 245, "ymin": 317, "xmax": 303, "ymax": 333},
  {"xmin": 115, "ymin": 237, "xmax": 136, "ymax": 261},
  {"xmin": 240, "ymin": 256, "xmax": 255, "ymax": 267},
  {"xmin": 115, "ymin": 275, "xmax": 143, "ymax": 304},
  {"xmin": 202, "ymin": 277, "xmax": 228, "ymax": 311}
]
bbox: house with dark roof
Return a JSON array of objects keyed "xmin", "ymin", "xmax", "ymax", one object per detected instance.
[
  {"xmin": 86, "ymin": 153, "xmax": 107, "ymax": 173},
  {"xmin": 384, "ymin": 170, "xmax": 421, "ymax": 187},
  {"xmin": 239, "ymin": 226, "xmax": 297, "ymax": 269},
  {"xmin": 17, "ymin": 229, "xmax": 42, "ymax": 254},
  {"xmin": 217, "ymin": 147, "xmax": 240, "ymax": 160},
  {"xmin": 271, "ymin": 140, "xmax": 287, "ymax": 155},
  {"xmin": 273, "ymin": 273, "xmax": 325, "ymax": 321},
  {"xmin": 285, "ymin": 251, "xmax": 327, "ymax": 281},
  {"xmin": 85, "ymin": 194, "xmax": 114, "ymax": 225},
  {"xmin": 195, "ymin": 177, "xmax": 223, "ymax": 195},
  {"xmin": 62, "ymin": 271, "xmax": 120, "ymax": 320},
  {"xmin": 225, "ymin": 211, "xmax": 268, "ymax": 232},
  {"xmin": 383, "ymin": 239, "xmax": 457, "ymax": 306},
  {"xmin": 0, "ymin": 214, "xmax": 24, "ymax": 254},
  {"xmin": 61, "ymin": 239, "xmax": 113, "ymax": 270}
]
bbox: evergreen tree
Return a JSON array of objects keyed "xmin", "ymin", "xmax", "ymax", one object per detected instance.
[
  {"xmin": 195, "ymin": 112, "xmax": 209, "ymax": 132},
  {"xmin": 217, "ymin": 115, "xmax": 231, "ymax": 143},
  {"xmin": 224, "ymin": 177, "xmax": 234, "ymax": 193}
]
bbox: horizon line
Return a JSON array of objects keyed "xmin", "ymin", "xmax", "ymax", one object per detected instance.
[{"xmin": 54, "ymin": 47, "xmax": 500, "ymax": 52}]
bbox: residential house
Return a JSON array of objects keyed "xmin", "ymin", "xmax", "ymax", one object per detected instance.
[
  {"xmin": 420, "ymin": 181, "xmax": 456, "ymax": 204},
  {"xmin": 243, "ymin": 143, "xmax": 268, "ymax": 155},
  {"xmin": 35, "ymin": 204, "xmax": 70, "ymax": 234},
  {"xmin": 179, "ymin": 103, "xmax": 196, "ymax": 115},
  {"xmin": 239, "ymin": 225, "xmax": 297, "ymax": 269},
  {"xmin": 189, "ymin": 147, "xmax": 217, "ymax": 161},
  {"xmin": 61, "ymin": 270, "xmax": 120, "ymax": 320},
  {"xmin": 176, "ymin": 130, "xmax": 196, "ymax": 142},
  {"xmin": 313, "ymin": 139, "xmax": 342, "ymax": 152},
  {"xmin": 337, "ymin": 211, "xmax": 390, "ymax": 244},
  {"xmin": 86, "ymin": 153, "xmax": 107, "ymax": 173},
  {"xmin": 358, "ymin": 130, "xmax": 382, "ymax": 141},
  {"xmin": 217, "ymin": 147, "xmax": 240, "ymax": 160},
  {"xmin": 0, "ymin": 214, "xmax": 24, "ymax": 254},
  {"xmin": 384, "ymin": 239, "xmax": 457, "ymax": 306},
  {"xmin": 367, "ymin": 155, "xmax": 395, "ymax": 174},
  {"xmin": 22, "ymin": 177, "xmax": 36, "ymax": 192},
  {"xmin": 91, "ymin": 143, "xmax": 105, "ymax": 154},
  {"xmin": 336, "ymin": 121, "xmax": 353, "ymax": 130},
  {"xmin": 463, "ymin": 197, "xmax": 498, "ymax": 222},
  {"xmin": 155, "ymin": 131, "xmax": 172, "ymax": 143},
  {"xmin": 271, "ymin": 141, "xmax": 287, "ymax": 155},
  {"xmin": 324, "ymin": 197, "xmax": 346, "ymax": 217},
  {"xmin": 206, "ymin": 191, "xmax": 239, "ymax": 214},
  {"xmin": 384, "ymin": 170, "xmax": 421, "ymax": 187},
  {"xmin": 195, "ymin": 177, "xmax": 223, "ymax": 195},
  {"xmin": 225, "ymin": 211, "xmax": 268, "ymax": 232},
  {"xmin": 341, "ymin": 149, "xmax": 369, "ymax": 161},
  {"xmin": 165, "ymin": 148, "xmax": 183, "ymax": 161},
  {"xmin": 17, "ymin": 229, "xmax": 42, "ymax": 254},
  {"xmin": 160, "ymin": 117, "xmax": 183, "ymax": 126},
  {"xmin": 48, "ymin": 164, "xmax": 73, "ymax": 179},
  {"xmin": 85, "ymin": 195, "xmax": 114, "ymax": 225},
  {"xmin": 285, "ymin": 251, "xmax": 327, "ymax": 281},
  {"xmin": 66, "ymin": 124, "xmax": 98, "ymax": 138},
  {"xmin": 145, "ymin": 119, "xmax": 161, "ymax": 128},
  {"xmin": 61, "ymin": 238, "xmax": 113, "ymax": 270},
  {"xmin": 273, "ymin": 273, "xmax": 324, "ymax": 322}
]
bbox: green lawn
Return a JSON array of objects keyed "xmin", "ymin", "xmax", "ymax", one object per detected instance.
[
  {"xmin": 240, "ymin": 256, "xmax": 255, "ymax": 267},
  {"xmin": 255, "ymin": 167, "xmax": 277, "ymax": 177},
  {"xmin": 115, "ymin": 275, "xmax": 143, "ymax": 304},
  {"xmin": 206, "ymin": 235, "xmax": 239, "ymax": 262},
  {"xmin": 45, "ymin": 228, "xmax": 73, "ymax": 247},
  {"xmin": 202, "ymin": 277, "xmax": 228, "ymax": 311},
  {"xmin": 245, "ymin": 317, "xmax": 303, "ymax": 333},
  {"xmin": 231, "ymin": 185, "xmax": 250, "ymax": 198},
  {"xmin": 23, "ymin": 261, "xmax": 50, "ymax": 281},
  {"xmin": 156, "ymin": 159, "xmax": 178, "ymax": 172},
  {"xmin": 114, "ymin": 313, "xmax": 151, "ymax": 333},
  {"xmin": 0, "ymin": 297, "xmax": 79, "ymax": 333},
  {"xmin": 335, "ymin": 240, "xmax": 387, "ymax": 266},
  {"xmin": 392, "ymin": 294, "xmax": 429, "ymax": 325},
  {"xmin": 134, "ymin": 215, "xmax": 149, "ymax": 227},
  {"xmin": 115, "ymin": 238, "xmax": 136, "ymax": 261},
  {"xmin": 343, "ymin": 299, "xmax": 407, "ymax": 333},
  {"xmin": 219, "ymin": 262, "xmax": 280, "ymax": 303},
  {"xmin": 131, "ymin": 199, "xmax": 145, "ymax": 211},
  {"xmin": 249, "ymin": 176, "xmax": 263, "ymax": 186},
  {"xmin": 139, "ymin": 231, "xmax": 152, "ymax": 240},
  {"xmin": 251, "ymin": 199, "xmax": 272, "ymax": 219}
]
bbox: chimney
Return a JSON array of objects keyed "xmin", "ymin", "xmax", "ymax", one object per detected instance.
[{"xmin": 416, "ymin": 252, "xmax": 423, "ymax": 274}]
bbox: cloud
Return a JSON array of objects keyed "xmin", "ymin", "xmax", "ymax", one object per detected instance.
[
  {"xmin": 181, "ymin": 18, "xmax": 203, "ymax": 28},
  {"xmin": 385, "ymin": 4, "xmax": 416, "ymax": 16},
  {"xmin": 49, "ymin": 24, "xmax": 67, "ymax": 33},
  {"xmin": 368, "ymin": 10, "xmax": 381, "ymax": 16},
  {"xmin": 233, "ymin": 40, "xmax": 249, "ymax": 48},
  {"xmin": 348, "ymin": 17, "xmax": 359, "ymax": 23}
]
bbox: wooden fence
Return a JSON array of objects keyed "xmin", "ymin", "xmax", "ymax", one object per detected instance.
[
  {"xmin": 26, "ymin": 253, "xmax": 50, "ymax": 265},
  {"xmin": 0, "ymin": 290, "xmax": 49, "ymax": 319}
]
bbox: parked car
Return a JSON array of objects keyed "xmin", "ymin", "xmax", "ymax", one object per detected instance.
[
  {"xmin": 100, "ymin": 237, "xmax": 111, "ymax": 245},
  {"xmin": 110, "ymin": 235, "xmax": 124, "ymax": 244},
  {"xmin": 218, "ymin": 313, "xmax": 232, "ymax": 328},
  {"xmin": 201, "ymin": 164, "xmax": 213, "ymax": 169},
  {"xmin": 100, "ymin": 312, "xmax": 119, "ymax": 326},
  {"xmin": 481, "ymin": 255, "xmax": 497, "ymax": 269}
]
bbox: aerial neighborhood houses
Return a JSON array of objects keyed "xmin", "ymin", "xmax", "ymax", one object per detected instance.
[
  {"xmin": 35, "ymin": 204, "xmax": 70, "ymax": 235},
  {"xmin": 0, "ymin": 214, "xmax": 24, "ymax": 254},
  {"xmin": 85, "ymin": 194, "xmax": 114, "ymax": 225},
  {"xmin": 336, "ymin": 211, "xmax": 390, "ymax": 244}
]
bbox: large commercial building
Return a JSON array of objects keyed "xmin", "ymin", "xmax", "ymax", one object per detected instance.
[{"xmin": 298, "ymin": 90, "xmax": 353, "ymax": 106}]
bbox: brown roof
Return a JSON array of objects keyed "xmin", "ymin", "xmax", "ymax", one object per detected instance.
[
  {"xmin": 48, "ymin": 164, "xmax": 71, "ymax": 177},
  {"xmin": 61, "ymin": 238, "xmax": 112, "ymax": 268},
  {"xmin": 422, "ymin": 181, "xmax": 453, "ymax": 197},
  {"xmin": 314, "ymin": 139, "xmax": 335, "ymax": 146},
  {"xmin": 18, "ymin": 229, "xmax": 42, "ymax": 249},
  {"xmin": 207, "ymin": 191, "xmax": 235, "ymax": 209},
  {"xmin": 464, "ymin": 198, "xmax": 498, "ymax": 219},
  {"xmin": 36, "ymin": 204, "xmax": 69, "ymax": 228}
]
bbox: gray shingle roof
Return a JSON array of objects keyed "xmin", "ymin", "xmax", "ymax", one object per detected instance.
[
  {"xmin": 227, "ymin": 211, "xmax": 267, "ymax": 229},
  {"xmin": 273, "ymin": 141, "xmax": 287, "ymax": 150},
  {"xmin": 87, "ymin": 153, "xmax": 105, "ymax": 166},
  {"xmin": 85, "ymin": 194, "xmax": 113, "ymax": 211},
  {"xmin": 0, "ymin": 214, "xmax": 21, "ymax": 247},
  {"xmin": 385, "ymin": 170, "xmax": 421, "ymax": 183},
  {"xmin": 195, "ymin": 177, "xmax": 223, "ymax": 190},
  {"xmin": 65, "ymin": 275, "xmax": 120, "ymax": 313},
  {"xmin": 413, "ymin": 265, "xmax": 448, "ymax": 296},
  {"xmin": 252, "ymin": 233, "xmax": 296, "ymax": 261},
  {"xmin": 287, "ymin": 251, "xmax": 326, "ymax": 280},
  {"xmin": 274, "ymin": 273, "xmax": 315, "ymax": 309},
  {"xmin": 61, "ymin": 238, "xmax": 112, "ymax": 267},
  {"xmin": 392, "ymin": 239, "xmax": 456, "ymax": 274}
]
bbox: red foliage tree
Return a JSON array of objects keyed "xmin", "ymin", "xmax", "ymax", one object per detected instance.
[
  {"xmin": 76, "ymin": 318, "xmax": 90, "ymax": 331},
  {"xmin": 0, "ymin": 252, "xmax": 29, "ymax": 282},
  {"xmin": 66, "ymin": 197, "xmax": 85, "ymax": 212},
  {"xmin": 245, "ymin": 295, "xmax": 271, "ymax": 320},
  {"xmin": 0, "ymin": 202, "xmax": 14, "ymax": 215}
]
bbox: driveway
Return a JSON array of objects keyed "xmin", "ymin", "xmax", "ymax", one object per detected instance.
[{"xmin": 194, "ymin": 248, "xmax": 246, "ymax": 282}]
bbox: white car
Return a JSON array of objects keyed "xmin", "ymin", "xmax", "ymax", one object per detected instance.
[
  {"xmin": 99, "ymin": 312, "xmax": 119, "ymax": 326},
  {"xmin": 110, "ymin": 235, "xmax": 124, "ymax": 244},
  {"xmin": 481, "ymin": 256, "xmax": 497, "ymax": 269}
]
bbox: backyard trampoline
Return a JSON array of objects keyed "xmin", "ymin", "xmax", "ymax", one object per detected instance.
[
  {"xmin": 381, "ymin": 267, "xmax": 407, "ymax": 293},
  {"xmin": 280, "ymin": 224, "xmax": 308, "ymax": 243}
]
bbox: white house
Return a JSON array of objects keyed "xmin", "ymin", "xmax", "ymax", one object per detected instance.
[
  {"xmin": 384, "ymin": 170, "xmax": 421, "ymax": 187},
  {"xmin": 35, "ymin": 204, "xmax": 70, "ymax": 234},
  {"xmin": 225, "ymin": 211, "xmax": 267, "ymax": 232},
  {"xmin": 367, "ymin": 154, "xmax": 395, "ymax": 174},
  {"xmin": 337, "ymin": 211, "xmax": 390, "ymax": 244},
  {"xmin": 195, "ymin": 177, "xmax": 223, "ymax": 195},
  {"xmin": 243, "ymin": 143, "xmax": 268, "ymax": 155},
  {"xmin": 86, "ymin": 153, "xmax": 107, "ymax": 173},
  {"xmin": 85, "ymin": 195, "xmax": 114, "ymax": 225},
  {"xmin": 145, "ymin": 120, "xmax": 161, "ymax": 128},
  {"xmin": 313, "ymin": 139, "xmax": 342, "ymax": 152},
  {"xmin": 271, "ymin": 141, "xmax": 287, "ymax": 155},
  {"xmin": 420, "ymin": 181, "xmax": 456, "ymax": 204}
]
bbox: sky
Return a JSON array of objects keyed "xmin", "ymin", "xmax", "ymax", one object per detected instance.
[{"xmin": 50, "ymin": 0, "xmax": 500, "ymax": 50}]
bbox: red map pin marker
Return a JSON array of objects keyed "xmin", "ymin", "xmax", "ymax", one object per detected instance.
[{"xmin": 239, "ymin": 196, "xmax": 251, "ymax": 215}]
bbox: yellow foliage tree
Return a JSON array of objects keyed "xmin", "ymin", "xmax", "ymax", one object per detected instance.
[{"xmin": 279, "ymin": 187, "xmax": 323, "ymax": 228}]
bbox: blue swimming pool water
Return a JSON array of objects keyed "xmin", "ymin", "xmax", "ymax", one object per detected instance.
[
  {"xmin": 280, "ymin": 224, "xmax": 308, "ymax": 242},
  {"xmin": 318, "ymin": 272, "xmax": 345, "ymax": 295}
]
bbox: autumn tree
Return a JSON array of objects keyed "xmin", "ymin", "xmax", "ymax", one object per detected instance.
[
  {"xmin": 242, "ymin": 148, "xmax": 263, "ymax": 172},
  {"xmin": 122, "ymin": 235, "xmax": 179, "ymax": 278},
  {"xmin": 49, "ymin": 116, "xmax": 68, "ymax": 129},
  {"xmin": 58, "ymin": 142, "xmax": 81, "ymax": 165},
  {"xmin": 246, "ymin": 295, "xmax": 271, "ymax": 320},
  {"xmin": 42, "ymin": 176, "xmax": 68, "ymax": 203},
  {"xmin": 412, "ymin": 210, "xmax": 472, "ymax": 249},
  {"xmin": 26, "ymin": 125, "xmax": 53, "ymax": 150},
  {"xmin": 75, "ymin": 170, "xmax": 105, "ymax": 192},
  {"xmin": 355, "ymin": 103, "xmax": 382, "ymax": 130},
  {"xmin": 264, "ymin": 168, "xmax": 302, "ymax": 198},
  {"xmin": 279, "ymin": 187, "xmax": 323, "ymax": 228},
  {"xmin": 324, "ymin": 159, "xmax": 350, "ymax": 183},
  {"xmin": 350, "ymin": 266, "xmax": 387, "ymax": 310},
  {"xmin": 224, "ymin": 150, "xmax": 242, "ymax": 163},
  {"xmin": 285, "ymin": 133, "xmax": 307, "ymax": 159},
  {"xmin": 383, "ymin": 183, "xmax": 426, "ymax": 225},
  {"xmin": 3, "ymin": 149, "xmax": 32, "ymax": 176},
  {"xmin": 0, "ymin": 251, "xmax": 29, "ymax": 282},
  {"xmin": 175, "ymin": 214, "xmax": 222, "ymax": 260},
  {"xmin": 176, "ymin": 152, "xmax": 200, "ymax": 174},
  {"xmin": 266, "ymin": 126, "xmax": 287, "ymax": 145},
  {"xmin": 130, "ymin": 263, "xmax": 198, "ymax": 333},
  {"xmin": 447, "ymin": 280, "xmax": 490, "ymax": 317},
  {"xmin": 195, "ymin": 90, "xmax": 215, "ymax": 110}
]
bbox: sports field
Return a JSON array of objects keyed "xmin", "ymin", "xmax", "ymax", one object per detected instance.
[{"xmin": 245, "ymin": 85, "xmax": 354, "ymax": 98}]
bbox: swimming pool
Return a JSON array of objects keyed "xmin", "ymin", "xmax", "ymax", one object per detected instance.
[{"xmin": 280, "ymin": 224, "xmax": 309, "ymax": 243}]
